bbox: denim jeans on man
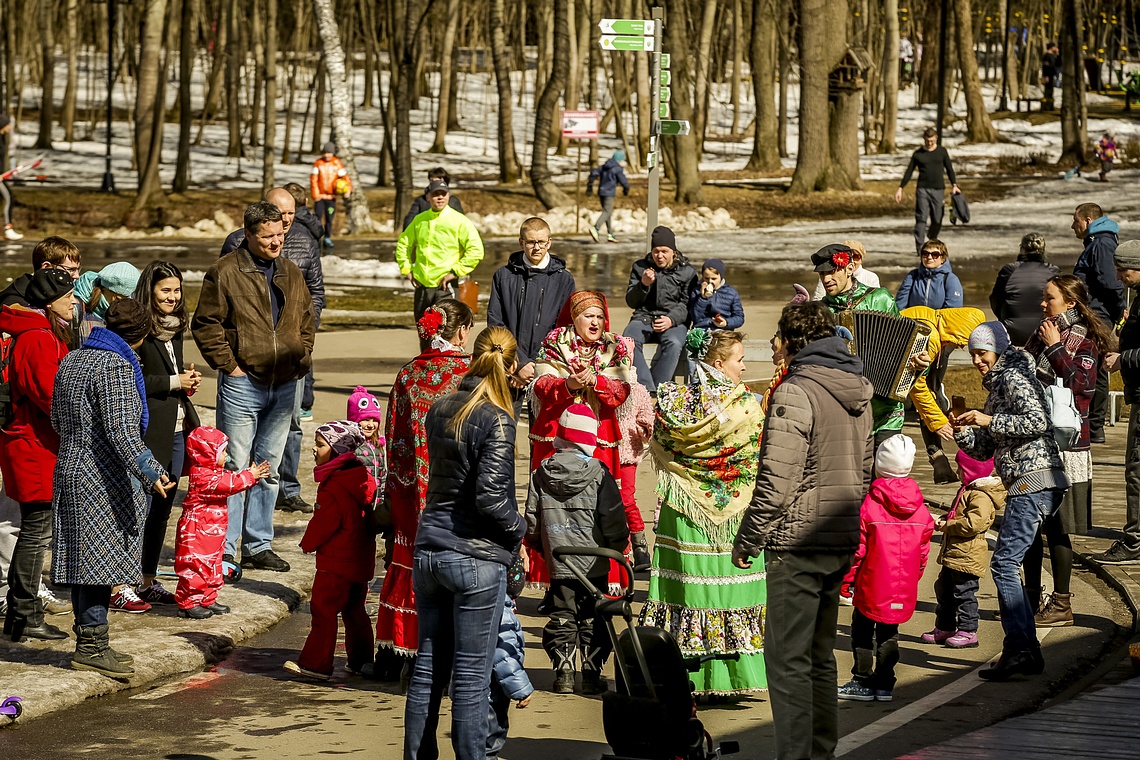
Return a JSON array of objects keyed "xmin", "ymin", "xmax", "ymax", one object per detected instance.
[
  {"xmin": 913, "ymin": 187, "xmax": 944, "ymax": 254},
  {"xmin": 990, "ymin": 488, "xmax": 1064, "ymax": 651},
  {"xmin": 279, "ymin": 379, "xmax": 306, "ymax": 500},
  {"xmin": 623, "ymin": 319, "xmax": 687, "ymax": 393},
  {"xmin": 215, "ymin": 372, "xmax": 295, "ymax": 558},
  {"xmin": 6, "ymin": 502, "xmax": 51, "ymax": 624},
  {"xmin": 404, "ymin": 549, "xmax": 506, "ymax": 760}
]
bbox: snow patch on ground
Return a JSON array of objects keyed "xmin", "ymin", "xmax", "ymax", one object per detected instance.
[{"xmin": 468, "ymin": 205, "xmax": 736, "ymax": 236}]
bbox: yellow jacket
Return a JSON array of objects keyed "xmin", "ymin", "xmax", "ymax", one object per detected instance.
[
  {"xmin": 902, "ymin": 306, "xmax": 986, "ymax": 432},
  {"xmin": 395, "ymin": 205, "xmax": 485, "ymax": 289}
]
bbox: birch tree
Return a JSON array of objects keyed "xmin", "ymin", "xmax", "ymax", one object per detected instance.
[{"xmin": 531, "ymin": 0, "xmax": 573, "ymax": 209}]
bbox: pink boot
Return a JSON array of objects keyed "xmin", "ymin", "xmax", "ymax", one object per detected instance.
[
  {"xmin": 920, "ymin": 627, "xmax": 954, "ymax": 644},
  {"xmin": 944, "ymin": 630, "xmax": 979, "ymax": 648}
]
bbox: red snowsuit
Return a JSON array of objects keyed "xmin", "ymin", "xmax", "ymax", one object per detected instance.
[
  {"xmin": 297, "ymin": 452, "xmax": 378, "ymax": 676},
  {"xmin": 175, "ymin": 427, "xmax": 259, "ymax": 610}
]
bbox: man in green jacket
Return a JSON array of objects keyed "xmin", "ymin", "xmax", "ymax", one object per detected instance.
[
  {"xmin": 814, "ymin": 243, "xmax": 905, "ymax": 447},
  {"xmin": 395, "ymin": 180, "xmax": 485, "ymax": 346}
]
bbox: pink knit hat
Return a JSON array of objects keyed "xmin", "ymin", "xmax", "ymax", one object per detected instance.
[
  {"xmin": 955, "ymin": 450, "xmax": 994, "ymax": 484},
  {"xmin": 554, "ymin": 403, "xmax": 599, "ymax": 457},
  {"xmin": 347, "ymin": 385, "xmax": 383, "ymax": 424}
]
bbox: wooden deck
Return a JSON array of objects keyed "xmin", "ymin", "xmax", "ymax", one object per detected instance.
[{"xmin": 898, "ymin": 676, "xmax": 1140, "ymax": 759}]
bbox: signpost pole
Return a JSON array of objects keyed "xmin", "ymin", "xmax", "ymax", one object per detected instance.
[
  {"xmin": 576, "ymin": 139, "xmax": 583, "ymax": 233},
  {"xmin": 646, "ymin": 6, "xmax": 664, "ymax": 251}
]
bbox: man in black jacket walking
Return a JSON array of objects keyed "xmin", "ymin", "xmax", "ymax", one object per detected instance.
[
  {"xmin": 487, "ymin": 217, "xmax": 576, "ymax": 414},
  {"xmin": 896, "ymin": 128, "xmax": 961, "ymax": 254},
  {"xmin": 623, "ymin": 226, "xmax": 697, "ymax": 394}
]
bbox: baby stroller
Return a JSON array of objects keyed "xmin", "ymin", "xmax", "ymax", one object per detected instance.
[{"xmin": 552, "ymin": 546, "xmax": 740, "ymax": 760}]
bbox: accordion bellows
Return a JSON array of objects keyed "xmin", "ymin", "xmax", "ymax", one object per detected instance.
[{"xmin": 837, "ymin": 311, "xmax": 932, "ymax": 401}]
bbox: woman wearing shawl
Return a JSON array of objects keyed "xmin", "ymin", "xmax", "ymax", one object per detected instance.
[
  {"xmin": 527, "ymin": 291, "xmax": 632, "ymax": 586},
  {"xmin": 371, "ymin": 299, "xmax": 473, "ymax": 682},
  {"xmin": 640, "ymin": 328, "xmax": 767, "ymax": 696}
]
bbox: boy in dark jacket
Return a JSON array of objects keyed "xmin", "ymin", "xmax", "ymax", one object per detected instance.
[
  {"xmin": 688, "ymin": 258, "xmax": 745, "ymax": 330},
  {"xmin": 525, "ymin": 404, "xmax": 628, "ymax": 695},
  {"xmin": 284, "ymin": 421, "xmax": 377, "ymax": 681},
  {"xmin": 486, "ymin": 568, "xmax": 534, "ymax": 759},
  {"xmin": 587, "ymin": 151, "xmax": 630, "ymax": 243}
]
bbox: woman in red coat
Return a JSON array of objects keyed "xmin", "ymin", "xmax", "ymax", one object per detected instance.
[{"xmin": 0, "ymin": 269, "xmax": 74, "ymax": 642}]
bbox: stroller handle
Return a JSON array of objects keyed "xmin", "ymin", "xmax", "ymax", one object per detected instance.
[{"xmin": 550, "ymin": 546, "xmax": 635, "ymax": 602}]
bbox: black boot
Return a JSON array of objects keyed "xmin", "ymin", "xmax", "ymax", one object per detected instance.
[
  {"xmin": 631, "ymin": 532, "xmax": 652, "ymax": 573},
  {"xmin": 979, "ymin": 646, "xmax": 1044, "ymax": 681},
  {"xmin": 551, "ymin": 644, "xmax": 575, "ymax": 694},
  {"xmin": 580, "ymin": 645, "xmax": 608, "ymax": 695},
  {"xmin": 71, "ymin": 624, "xmax": 135, "ymax": 678}
]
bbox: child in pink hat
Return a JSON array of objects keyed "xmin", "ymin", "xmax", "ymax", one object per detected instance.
[{"xmin": 346, "ymin": 386, "xmax": 389, "ymax": 557}]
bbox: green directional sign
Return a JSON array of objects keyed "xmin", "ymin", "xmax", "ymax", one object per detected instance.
[
  {"xmin": 659, "ymin": 102, "xmax": 670, "ymax": 118},
  {"xmin": 598, "ymin": 18, "xmax": 655, "ymax": 35},
  {"xmin": 659, "ymin": 87, "xmax": 671, "ymax": 102},
  {"xmin": 659, "ymin": 71, "xmax": 672, "ymax": 86},
  {"xmin": 599, "ymin": 35, "xmax": 655, "ymax": 52},
  {"xmin": 659, "ymin": 120, "xmax": 690, "ymax": 136},
  {"xmin": 660, "ymin": 53, "xmax": 671, "ymax": 69}
]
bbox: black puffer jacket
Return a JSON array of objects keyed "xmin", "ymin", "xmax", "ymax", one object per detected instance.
[
  {"xmin": 417, "ymin": 375, "xmax": 526, "ymax": 566},
  {"xmin": 734, "ymin": 336, "xmax": 874, "ymax": 556},
  {"xmin": 487, "ymin": 251, "xmax": 577, "ymax": 367},
  {"xmin": 221, "ymin": 225, "xmax": 326, "ymax": 316},
  {"xmin": 625, "ymin": 252, "xmax": 697, "ymax": 328},
  {"xmin": 990, "ymin": 259, "xmax": 1060, "ymax": 346},
  {"xmin": 1114, "ymin": 293, "xmax": 1140, "ymax": 401},
  {"xmin": 295, "ymin": 206, "xmax": 325, "ymax": 243}
]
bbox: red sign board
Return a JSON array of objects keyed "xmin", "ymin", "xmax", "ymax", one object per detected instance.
[{"xmin": 560, "ymin": 110, "xmax": 600, "ymax": 139}]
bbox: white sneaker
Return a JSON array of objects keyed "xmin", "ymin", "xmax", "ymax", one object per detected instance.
[
  {"xmin": 39, "ymin": 585, "xmax": 73, "ymax": 615},
  {"xmin": 3, "ymin": 226, "xmax": 22, "ymax": 241}
]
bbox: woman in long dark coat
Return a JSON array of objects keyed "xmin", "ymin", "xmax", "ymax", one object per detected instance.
[{"xmin": 51, "ymin": 300, "xmax": 172, "ymax": 678}]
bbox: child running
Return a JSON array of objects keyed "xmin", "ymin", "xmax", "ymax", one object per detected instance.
[
  {"xmin": 839, "ymin": 434, "xmax": 934, "ymax": 702},
  {"xmin": 174, "ymin": 427, "xmax": 270, "ymax": 619},
  {"xmin": 487, "ymin": 555, "xmax": 534, "ymax": 760},
  {"xmin": 285, "ymin": 421, "xmax": 377, "ymax": 680},
  {"xmin": 923, "ymin": 451, "xmax": 1003, "ymax": 649},
  {"xmin": 525, "ymin": 404, "xmax": 629, "ymax": 694}
]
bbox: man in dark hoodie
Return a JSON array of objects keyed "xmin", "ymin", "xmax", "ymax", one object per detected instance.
[
  {"xmin": 587, "ymin": 150, "xmax": 630, "ymax": 244},
  {"xmin": 732, "ymin": 301, "xmax": 873, "ymax": 760},
  {"xmin": 1072, "ymin": 202, "xmax": 1124, "ymax": 443},
  {"xmin": 487, "ymin": 217, "xmax": 576, "ymax": 414},
  {"xmin": 623, "ymin": 226, "xmax": 698, "ymax": 394}
]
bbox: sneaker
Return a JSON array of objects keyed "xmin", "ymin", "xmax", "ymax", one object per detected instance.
[
  {"xmin": 1092, "ymin": 541, "xmax": 1140, "ymax": 565},
  {"xmin": 837, "ymin": 680, "xmax": 875, "ymax": 701},
  {"xmin": 607, "ymin": 235, "xmax": 618, "ymax": 243},
  {"xmin": 839, "ymin": 594, "xmax": 854, "ymax": 607},
  {"xmin": 39, "ymin": 586, "xmax": 73, "ymax": 615},
  {"xmin": 137, "ymin": 581, "xmax": 176, "ymax": 605},
  {"xmin": 3, "ymin": 225, "xmax": 22, "ymax": 241},
  {"xmin": 588, "ymin": 226, "xmax": 599, "ymax": 243},
  {"xmin": 284, "ymin": 660, "xmax": 331, "ymax": 681},
  {"xmin": 944, "ymin": 630, "xmax": 979, "ymax": 648},
  {"xmin": 178, "ymin": 606, "xmax": 214, "ymax": 619},
  {"xmin": 921, "ymin": 627, "xmax": 954, "ymax": 644},
  {"xmin": 322, "ymin": 237, "xmax": 334, "ymax": 248},
  {"xmin": 874, "ymin": 689, "xmax": 893, "ymax": 702},
  {"xmin": 109, "ymin": 587, "xmax": 151, "ymax": 614},
  {"xmin": 204, "ymin": 602, "xmax": 231, "ymax": 615},
  {"xmin": 222, "ymin": 554, "xmax": 243, "ymax": 583},
  {"xmin": 277, "ymin": 494, "xmax": 314, "ymax": 514},
  {"xmin": 242, "ymin": 549, "xmax": 291, "ymax": 572},
  {"xmin": 299, "ymin": 407, "xmax": 313, "ymax": 420}
]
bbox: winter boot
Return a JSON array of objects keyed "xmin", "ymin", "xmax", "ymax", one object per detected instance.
[
  {"xmin": 551, "ymin": 644, "xmax": 576, "ymax": 694},
  {"xmin": 580, "ymin": 645, "xmax": 609, "ymax": 695},
  {"xmin": 76, "ymin": 626, "xmax": 135, "ymax": 664},
  {"xmin": 929, "ymin": 450, "xmax": 957, "ymax": 485},
  {"xmin": 1034, "ymin": 592, "xmax": 1074, "ymax": 627},
  {"xmin": 631, "ymin": 532, "xmax": 652, "ymax": 573},
  {"xmin": 71, "ymin": 625, "xmax": 135, "ymax": 678}
]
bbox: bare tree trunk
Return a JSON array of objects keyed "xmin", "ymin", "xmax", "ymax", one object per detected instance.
[
  {"xmin": 135, "ymin": 0, "xmax": 168, "ymax": 181},
  {"xmin": 427, "ymin": 0, "xmax": 461, "ymax": 153},
  {"xmin": 729, "ymin": 0, "xmax": 743, "ymax": 134},
  {"xmin": 312, "ymin": 0, "xmax": 375, "ymax": 232},
  {"xmin": 175, "ymin": 0, "xmax": 196, "ymax": 191},
  {"xmin": 260, "ymin": 0, "xmax": 277, "ymax": 193},
  {"xmin": 490, "ymin": 0, "xmax": 522, "ymax": 182},
  {"xmin": 132, "ymin": 11, "xmax": 178, "ymax": 213},
  {"xmin": 1000, "ymin": 1, "xmax": 1020, "ymax": 100},
  {"xmin": 777, "ymin": 5, "xmax": 791, "ymax": 157},
  {"xmin": 196, "ymin": 2, "xmax": 227, "ymax": 144},
  {"xmin": 530, "ymin": 0, "xmax": 573, "ymax": 209},
  {"xmin": 311, "ymin": 58, "xmax": 326, "ymax": 153},
  {"xmin": 665, "ymin": 0, "xmax": 704, "ymax": 202},
  {"xmin": 878, "ymin": 0, "xmax": 899, "ymax": 152},
  {"xmin": 953, "ymin": 0, "xmax": 998, "ymax": 141},
  {"xmin": 225, "ymin": 0, "xmax": 243, "ymax": 157},
  {"xmin": 34, "ymin": 0, "xmax": 56, "ymax": 149},
  {"xmin": 693, "ymin": 0, "xmax": 718, "ymax": 153},
  {"xmin": 746, "ymin": 0, "xmax": 780, "ymax": 171},
  {"xmin": 1059, "ymin": 0, "xmax": 1087, "ymax": 162},
  {"xmin": 917, "ymin": 0, "xmax": 941, "ymax": 105},
  {"xmin": 393, "ymin": 0, "xmax": 429, "ymax": 225},
  {"xmin": 61, "ymin": 0, "xmax": 79, "ymax": 142}
]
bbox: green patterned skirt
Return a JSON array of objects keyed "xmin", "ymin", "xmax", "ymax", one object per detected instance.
[{"xmin": 639, "ymin": 504, "xmax": 767, "ymax": 695}]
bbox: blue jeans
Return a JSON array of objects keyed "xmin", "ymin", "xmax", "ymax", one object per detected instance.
[
  {"xmin": 72, "ymin": 584, "xmax": 112, "ymax": 628},
  {"xmin": 215, "ymin": 372, "xmax": 295, "ymax": 558},
  {"xmin": 279, "ymin": 380, "xmax": 305, "ymax": 500},
  {"xmin": 622, "ymin": 319, "xmax": 687, "ymax": 393},
  {"xmin": 991, "ymin": 488, "xmax": 1064, "ymax": 651},
  {"xmin": 404, "ymin": 549, "xmax": 506, "ymax": 760}
]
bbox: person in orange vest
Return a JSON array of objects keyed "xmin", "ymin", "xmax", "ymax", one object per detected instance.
[{"xmin": 310, "ymin": 142, "xmax": 351, "ymax": 248}]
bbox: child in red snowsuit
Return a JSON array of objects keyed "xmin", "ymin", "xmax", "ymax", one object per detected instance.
[
  {"xmin": 285, "ymin": 420, "xmax": 377, "ymax": 680},
  {"xmin": 174, "ymin": 427, "xmax": 269, "ymax": 619}
]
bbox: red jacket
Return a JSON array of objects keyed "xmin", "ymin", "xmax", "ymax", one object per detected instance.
[
  {"xmin": 181, "ymin": 426, "xmax": 260, "ymax": 511},
  {"xmin": 844, "ymin": 477, "xmax": 934, "ymax": 625},
  {"xmin": 301, "ymin": 453, "xmax": 377, "ymax": 582},
  {"xmin": 0, "ymin": 306, "xmax": 68, "ymax": 503}
]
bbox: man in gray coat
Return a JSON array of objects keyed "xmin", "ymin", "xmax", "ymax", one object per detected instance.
[{"xmin": 732, "ymin": 301, "xmax": 873, "ymax": 760}]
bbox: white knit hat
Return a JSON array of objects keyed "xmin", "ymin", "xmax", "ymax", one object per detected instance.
[
  {"xmin": 553, "ymin": 403, "xmax": 599, "ymax": 457},
  {"xmin": 875, "ymin": 434, "xmax": 916, "ymax": 479}
]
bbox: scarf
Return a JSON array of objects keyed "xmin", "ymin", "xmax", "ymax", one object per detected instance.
[
  {"xmin": 1026, "ymin": 308, "xmax": 1089, "ymax": 384},
  {"xmin": 84, "ymin": 326, "xmax": 149, "ymax": 434},
  {"xmin": 153, "ymin": 314, "xmax": 182, "ymax": 343},
  {"xmin": 431, "ymin": 335, "xmax": 462, "ymax": 353},
  {"xmin": 314, "ymin": 451, "xmax": 359, "ymax": 483},
  {"xmin": 650, "ymin": 371, "xmax": 763, "ymax": 544},
  {"xmin": 532, "ymin": 325, "xmax": 632, "ymax": 414}
]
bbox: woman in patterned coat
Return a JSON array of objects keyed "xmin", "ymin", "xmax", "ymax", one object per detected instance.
[
  {"xmin": 51, "ymin": 300, "xmax": 172, "ymax": 679},
  {"xmin": 370, "ymin": 299, "xmax": 472, "ymax": 682}
]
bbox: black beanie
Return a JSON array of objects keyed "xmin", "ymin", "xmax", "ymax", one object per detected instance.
[
  {"xmin": 26, "ymin": 268, "xmax": 74, "ymax": 308},
  {"xmin": 105, "ymin": 298, "xmax": 152, "ymax": 345},
  {"xmin": 650, "ymin": 226, "xmax": 677, "ymax": 252}
]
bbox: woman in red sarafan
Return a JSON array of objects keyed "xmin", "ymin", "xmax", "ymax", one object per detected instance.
[
  {"xmin": 372, "ymin": 299, "xmax": 472, "ymax": 680},
  {"xmin": 527, "ymin": 291, "xmax": 632, "ymax": 588}
]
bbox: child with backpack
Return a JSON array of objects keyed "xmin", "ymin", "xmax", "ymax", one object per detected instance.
[
  {"xmin": 922, "ymin": 451, "xmax": 1003, "ymax": 649},
  {"xmin": 285, "ymin": 421, "xmax": 377, "ymax": 680},
  {"xmin": 487, "ymin": 553, "xmax": 534, "ymax": 760},
  {"xmin": 174, "ymin": 427, "xmax": 270, "ymax": 619},
  {"xmin": 839, "ymin": 434, "xmax": 934, "ymax": 702},
  {"xmin": 525, "ymin": 404, "xmax": 629, "ymax": 694}
]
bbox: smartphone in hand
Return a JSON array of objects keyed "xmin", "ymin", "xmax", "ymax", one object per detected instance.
[{"xmin": 951, "ymin": 395, "xmax": 967, "ymax": 417}]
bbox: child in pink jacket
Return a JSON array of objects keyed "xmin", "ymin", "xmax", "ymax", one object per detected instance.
[{"xmin": 839, "ymin": 434, "xmax": 934, "ymax": 703}]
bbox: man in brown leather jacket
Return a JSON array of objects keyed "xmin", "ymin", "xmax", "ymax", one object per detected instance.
[{"xmin": 192, "ymin": 201, "xmax": 315, "ymax": 574}]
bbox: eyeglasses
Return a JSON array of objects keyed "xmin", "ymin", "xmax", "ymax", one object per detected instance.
[
  {"xmin": 53, "ymin": 263, "xmax": 81, "ymax": 276},
  {"xmin": 920, "ymin": 251, "xmax": 944, "ymax": 259},
  {"xmin": 523, "ymin": 239, "xmax": 552, "ymax": 249}
]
